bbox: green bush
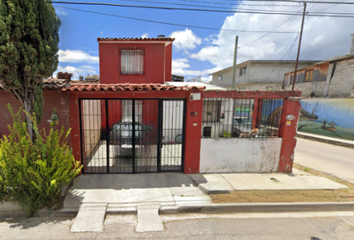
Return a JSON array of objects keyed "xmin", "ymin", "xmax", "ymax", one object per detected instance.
[{"xmin": 0, "ymin": 105, "xmax": 82, "ymax": 216}]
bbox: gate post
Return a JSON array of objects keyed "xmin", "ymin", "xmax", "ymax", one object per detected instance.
[
  {"xmin": 69, "ymin": 93, "xmax": 83, "ymax": 174},
  {"xmin": 184, "ymin": 92, "xmax": 203, "ymax": 173},
  {"xmin": 278, "ymin": 99, "xmax": 301, "ymax": 173}
]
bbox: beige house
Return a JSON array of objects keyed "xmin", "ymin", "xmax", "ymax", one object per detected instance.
[{"xmin": 210, "ymin": 60, "xmax": 320, "ymax": 90}]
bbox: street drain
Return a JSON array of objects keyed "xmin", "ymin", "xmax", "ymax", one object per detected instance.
[{"xmin": 270, "ymin": 177, "xmax": 280, "ymax": 183}]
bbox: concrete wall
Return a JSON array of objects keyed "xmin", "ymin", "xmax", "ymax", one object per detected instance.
[
  {"xmin": 327, "ymin": 59, "xmax": 354, "ymax": 98},
  {"xmin": 211, "ymin": 62, "xmax": 316, "ymax": 88},
  {"xmin": 234, "ymin": 83, "xmax": 283, "ymax": 91},
  {"xmin": 211, "ymin": 66, "xmax": 248, "ymax": 88},
  {"xmin": 249, "ymin": 62, "xmax": 313, "ymax": 83},
  {"xmin": 200, "ymin": 138, "xmax": 282, "ymax": 173},
  {"xmin": 284, "ymin": 59, "xmax": 354, "ymax": 98},
  {"xmin": 299, "ymin": 98, "xmax": 354, "ymax": 141}
]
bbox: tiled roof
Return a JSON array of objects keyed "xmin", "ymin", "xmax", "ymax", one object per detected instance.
[
  {"xmin": 97, "ymin": 37, "xmax": 174, "ymax": 42},
  {"xmin": 62, "ymin": 83, "xmax": 205, "ymax": 92},
  {"xmin": 43, "ymin": 79, "xmax": 70, "ymax": 89}
]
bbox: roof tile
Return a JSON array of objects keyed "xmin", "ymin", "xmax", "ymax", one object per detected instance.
[
  {"xmin": 62, "ymin": 83, "xmax": 205, "ymax": 92},
  {"xmin": 97, "ymin": 37, "xmax": 174, "ymax": 42}
]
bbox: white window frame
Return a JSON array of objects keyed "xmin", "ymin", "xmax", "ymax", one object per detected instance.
[{"xmin": 121, "ymin": 49, "xmax": 144, "ymax": 74}]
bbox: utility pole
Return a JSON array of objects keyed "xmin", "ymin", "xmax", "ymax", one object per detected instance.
[
  {"xmin": 292, "ymin": 2, "xmax": 307, "ymax": 91},
  {"xmin": 232, "ymin": 36, "xmax": 238, "ymax": 89}
]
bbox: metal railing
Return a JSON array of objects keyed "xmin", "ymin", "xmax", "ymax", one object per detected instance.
[{"xmin": 202, "ymin": 98, "xmax": 283, "ymax": 139}]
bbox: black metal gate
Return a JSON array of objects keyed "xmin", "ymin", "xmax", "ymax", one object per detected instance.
[{"xmin": 80, "ymin": 99, "xmax": 185, "ymax": 173}]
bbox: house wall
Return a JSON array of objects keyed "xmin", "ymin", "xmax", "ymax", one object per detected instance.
[
  {"xmin": 199, "ymin": 138, "xmax": 282, "ymax": 173},
  {"xmin": 68, "ymin": 90, "xmax": 203, "ymax": 174},
  {"xmin": 212, "ymin": 62, "xmax": 317, "ymax": 88},
  {"xmin": 299, "ymin": 98, "xmax": 354, "ymax": 141},
  {"xmin": 99, "ymin": 42, "xmax": 170, "ymax": 84},
  {"xmin": 249, "ymin": 62, "xmax": 314, "ymax": 84},
  {"xmin": 234, "ymin": 83, "xmax": 283, "ymax": 91},
  {"xmin": 0, "ymin": 90, "xmax": 71, "ymax": 144},
  {"xmin": 284, "ymin": 59, "xmax": 354, "ymax": 98},
  {"xmin": 327, "ymin": 59, "xmax": 354, "ymax": 98}
]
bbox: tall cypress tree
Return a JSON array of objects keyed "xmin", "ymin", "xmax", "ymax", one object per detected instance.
[{"xmin": 0, "ymin": 0, "xmax": 60, "ymax": 141}]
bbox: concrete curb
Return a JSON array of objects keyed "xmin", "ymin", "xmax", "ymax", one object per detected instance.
[
  {"xmin": 296, "ymin": 133, "xmax": 354, "ymax": 149},
  {"xmin": 159, "ymin": 202, "xmax": 354, "ymax": 215},
  {"xmin": 2, "ymin": 202, "xmax": 354, "ymax": 218}
]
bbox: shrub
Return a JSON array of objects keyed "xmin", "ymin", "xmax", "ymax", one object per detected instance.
[{"xmin": 0, "ymin": 105, "xmax": 82, "ymax": 216}]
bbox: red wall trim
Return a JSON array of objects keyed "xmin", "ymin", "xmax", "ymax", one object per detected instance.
[{"xmin": 203, "ymin": 90, "xmax": 301, "ymax": 99}]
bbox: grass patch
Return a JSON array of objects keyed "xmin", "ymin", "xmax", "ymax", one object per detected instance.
[{"xmin": 211, "ymin": 164, "xmax": 354, "ymax": 203}]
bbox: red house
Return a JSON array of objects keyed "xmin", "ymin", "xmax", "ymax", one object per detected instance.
[{"xmin": 0, "ymin": 37, "xmax": 301, "ymax": 174}]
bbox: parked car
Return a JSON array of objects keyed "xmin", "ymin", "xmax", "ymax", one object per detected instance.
[{"xmin": 110, "ymin": 122, "xmax": 145, "ymax": 144}]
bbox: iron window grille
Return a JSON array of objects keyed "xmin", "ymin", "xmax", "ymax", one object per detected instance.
[{"xmin": 258, "ymin": 99, "xmax": 283, "ymax": 137}]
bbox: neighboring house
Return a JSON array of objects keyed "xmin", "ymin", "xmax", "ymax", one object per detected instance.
[
  {"xmin": 283, "ymin": 55, "xmax": 354, "ymax": 98},
  {"xmin": 210, "ymin": 60, "xmax": 320, "ymax": 90},
  {"xmin": 283, "ymin": 35, "xmax": 354, "ymax": 142},
  {"xmin": 171, "ymin": 74, "xmax": 184, "ymax": 82},
  {"xmin": 0, "ymin": 37, "xmax": 302, "ymax": 174}
]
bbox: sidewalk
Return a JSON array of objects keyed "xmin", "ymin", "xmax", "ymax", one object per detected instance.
[
  {"xmin": 62, "ymin": 171, "xmax": 352, "ymax": 232},
  {"xmin": 297, "ymin": 132, "xmax": 354, "ymax": 148}
]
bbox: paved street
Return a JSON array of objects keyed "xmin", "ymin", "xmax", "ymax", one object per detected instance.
[
  {"xmin": 294, "ymin": 138, "xmax": 354, "ymax": 184},
  {"xmin": 0, "ymin": 213, "xmax": 354, "ymax": 239}
]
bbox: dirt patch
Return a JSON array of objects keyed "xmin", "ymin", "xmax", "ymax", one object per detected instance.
[{"xmin": 211, "ymin": 164, "xmax": 354, "ymax": 203}]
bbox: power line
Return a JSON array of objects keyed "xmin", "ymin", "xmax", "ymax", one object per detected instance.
[
  {"xmin": 57, "ymin": 6, "xmax": 298, "ymax": 33},
  {"xmin": 50, "ymin": 1, "xmax": 354, "ymax": 18},
  {"xmin": 50, "ymin": 1, "xmax": 307, "ymax": 14},
  {"xmin": 237, "ymin": 0, "xmax": 354, "ymax": 4},
  {"xmin": 125, "ymin": 0, "xmax": 303, "ymax": 8}
]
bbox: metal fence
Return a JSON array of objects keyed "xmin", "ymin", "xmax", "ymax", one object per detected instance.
[{"xmin": 202, "ymin": 98, "xmax": 283, "ymax": 138}]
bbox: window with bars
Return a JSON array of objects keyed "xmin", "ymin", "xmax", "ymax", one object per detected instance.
[
  {"xmin": 121, "ymin": 49, "xmax": 144, "ymax": 74},
  {"xmin": 203, "ymin": 100, "xmax": 221, "ymax": 123},
  {"xmin": 259, "ymin": 99, "xmax": 283, "ymax": 137}
]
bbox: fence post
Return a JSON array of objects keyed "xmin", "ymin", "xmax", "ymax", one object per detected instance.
[{"xmin": 278, "ymin": 99, "xmax": 301, "ymax": 173}]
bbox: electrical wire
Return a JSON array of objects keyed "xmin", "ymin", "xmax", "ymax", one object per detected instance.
[
  {"xmin": 57, "ymin": 6, "xmax": 298, "ymax": 33},
  {"xmin": 237, "ymin": 0, "xmax": 354, "ymax": 4},
  {"xmin": 50, "ymin": 1, "xmax": 354, "ymax": 18},
  {"xmin": 123, "ymin": 0, "xmax": 303, "ymax": 8}
]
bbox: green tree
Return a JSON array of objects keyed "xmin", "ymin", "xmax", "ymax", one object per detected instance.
[{"xmin": 0, "ymin": 0, "xmax": 60, "ymax": 141}]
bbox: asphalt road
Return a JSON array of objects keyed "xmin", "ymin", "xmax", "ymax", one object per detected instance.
[
  {"xmin": 294, "ymin": 138, "xmax": 354, "ymax": 184},
  {"xmin": 1, "ymin": 213, "xmax": 354, "ymax": 239}
]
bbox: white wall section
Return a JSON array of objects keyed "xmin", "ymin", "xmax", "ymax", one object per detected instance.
[{"xmin": 200, "ymin": 138, "xmax": 282, "ymax": 173}]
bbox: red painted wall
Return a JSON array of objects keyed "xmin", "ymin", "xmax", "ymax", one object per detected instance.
[
  {"xmin": 99, "ymin": 42, "xmax": 173, "ymax": 84},
  {"xmin": 69, "ymin": 91, "xmax": 203, "ymax": 173},
  {"xmin": 0, "ymin": 90, "xmax": 71, "ymax": 145},
  {"xmin": 278, "ymin": 99, "xmax": 301, "ymax": 173},
  {"xmin": 165, "ymin": 43, "xmax": 172, "ymax": 82},
  {"xmin": 184, "ymin": 93, "xmax": 203, "ymax": 174}
]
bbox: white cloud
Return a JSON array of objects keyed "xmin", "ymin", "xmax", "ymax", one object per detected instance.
[
  {"xmin": 170, "ymin": 28, "xmax": 202, "ymax": 51},
  {"xmin": 141, "ymin": 33, "xmax": 149, "ymax": 38},
  {"xmin": 100, "ymin": 31, "xmax": 104, "ymax": 36},
  {"xmin": 189, "ymin": 1, "xmax": 354, "ymax": 72},
  {"xmin": 59, "ymin": 50, "xmax": 99, "ymax": 63},
  {"xmin": 54, "ymin": 65, "xmax": 97, "ymax": 79},
  {"xmin": 56, "ymin": 8, "xmax": 68, "ymax": 16},
  {"xmin": 172, "ymin": 58, "xmax": 217, "ymax": 77},
  {"xmin": 201, "ymin": 75, "xmax": 212, "ymax": 83}
]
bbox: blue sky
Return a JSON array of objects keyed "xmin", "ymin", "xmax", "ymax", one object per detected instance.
[{"xmin": 53, "ymin": 0, "xmax": 354, "ymax": 81}]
